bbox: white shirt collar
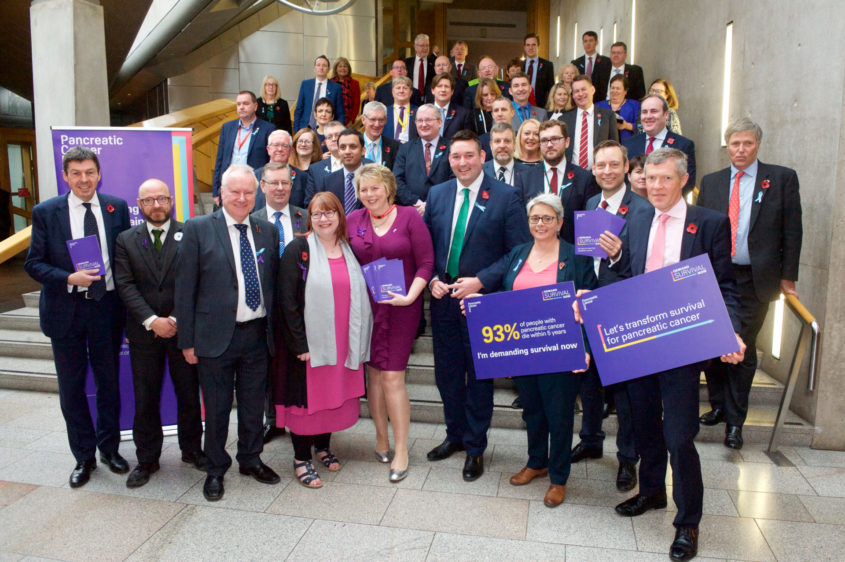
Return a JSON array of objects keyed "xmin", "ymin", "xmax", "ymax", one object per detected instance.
[
  {"xmin": 68, "ymin": 191, "xmax": 100, "ymax": 209},
  {"xmin": 342, "ymin": 163, "xmax": 363, "ymax": 175},
  {"xmin": 222, "ymin": 207, "xmax": 250, "ymax": 228},
  {"xmin": 730, "ymin": 159, "xmax": 758, "ymax": 177},
  {"xmin": 578, "ymin": 105, "xmax": 594, "ymax": 115},
  {"xmin": 145, "ymin": 218, "xmax": 171, "ymax": 237},
  {"xmin": 458, "ymin": 171, "xmax": 485, "ymax": 193},
  {"xmin": 601, "ymin": 186, "xmax": 626, "ymax": 209},
  {"xmin": 266, "ymin": 203, "xmax": 290, "ymax": 220}
]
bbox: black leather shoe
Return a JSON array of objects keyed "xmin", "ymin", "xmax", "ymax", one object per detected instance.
[
  {"xmin": 511, "ymin": 396, "xmax": 522, "ymax": 409},
  {"xmin": 239, "ymin": 461, "xmax": 281, "ymax": 484},
  {"xmin": 100, "ymin": 452, "xmax": 130, "ymax": 474},
  {"xmin": 203, "ymin": 475, "xmax": 224, "ymax": 501},
  {"xmin": 616, "ymin": 461, "xmax": 637, "ymax": 492},
  {"xmin": 570, "ymin": 442, "xmax": 603, "ymax": 463},
  {"xmin": 426, "ymin": 440, "xmax": 465, "ymax": 461},
  {"xmin": 263, "ymin": 424, "xmax": 286, "ymax": 444},
  {"xmin": 182, "ymin": 450, "xmax": 208, "ymax": 470},
  {"xmin": 69, "ymin": 459, "xmax": 96, "ymax": 488},
  {"xmin": 126, "ymin": 462, "xmax": 160, "ymax": 488},
  {"xmin": 615, "ymin": 493, "xmax": 668, "ymax": 516},
  {"xmin": 462, "ymin": 455, "xmax": 484, "ymax": 481},
  {"xmin": 670, "ymin": 526, "xmax": 698, "ymax": 560},
  {"xmin": 699, "ymin": 408, "xmax": 724, "ymax": 426},
  {"xmin": 725, "ymin": 425, "xmax": 744, "ymax": 449}
]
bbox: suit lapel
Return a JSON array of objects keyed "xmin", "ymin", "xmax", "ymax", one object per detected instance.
[
  {"xmin": 749, "ymin": 163, "xmax": 767, "ymax": 231},
  {"xmin": 429, "ymin": 141, "xmax": 447, "ymax": 176},
  {"xmin": 56, "ymin": 194, "xmax": 72, "ymax": 242},
  {"xmin": 159, "ymin": 222, "xmax": 181, "ymax": 281},
  {"xmin": 680, "ymin": 206, "xmax": 697, "ymax": 259},
  {"xmin": 135, "ymin": 226, "xmax": 159, "ymax": 282},
  {"xmin": 100, "ymin": 197, "xmax": 114, "ymax": 256},
  {"xmin": 631, "ymin": 207, "xmax": 654, "ymax": 274},
  {"xmin": 592, "ymin": 109, "xmax": 603, "ymax": 145},
  {"xmin": 252, "ymin": 220, "xmax": 266, "ymax": 281},
  {"xmin": 212, "ymin": 212, "xmax": 237, "ymax": 276},
  {"xmin": 716, "ymin": 168, "xmax": 732, "ymax": 213},
  {"xmin": 462, "ymin": 177, "xmax": 489, "ymax": 248}
]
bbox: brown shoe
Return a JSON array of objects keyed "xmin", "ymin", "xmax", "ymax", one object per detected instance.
[
  {"xmin": 543, "ymin": 484, "xmax": 566, "ymax": 507},
  {"xmin": 509, "ymin": 466, "xmax": 549, "ymax": 486}
]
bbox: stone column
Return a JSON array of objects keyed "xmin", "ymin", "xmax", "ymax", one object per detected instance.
[{"xmin": 30, "ymin": 0, "xmax": 109, "ymax": 200}]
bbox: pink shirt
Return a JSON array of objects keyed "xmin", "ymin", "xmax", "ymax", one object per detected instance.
[
  {"xmin": 513, "ymin": 260, "xmax": 558, "ymax": 291},
  {"xmin": 645, "ymin": 198, "xmax": 687, "ymax": 269}
]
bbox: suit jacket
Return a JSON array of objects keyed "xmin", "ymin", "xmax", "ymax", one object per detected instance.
[
  {"xmin": 424, "ymin": 78, "xmax": 469, "ymax": 109},
  {"xmin": 623, "ymin": 131, "xmax": 696, "ymax": 193},
  {"xmin": 305, "ymin": 167, "xmax": 365, "ymax": 211},
  {"xmin": 293, "ymin": 78, "xmax": 345, "ymax": 132},
  {"xmin": 482, "ymin": 160, "xmax": 531, "ymax": 187},
  {"xmin": 394, "ymin": 137, "xmax": 454, "ymax": 205},
  {"xmin": 423, "ymin": 175, "xmax": 530, "ymax": 290},
  {"xmin": 434, "ymin": 103, "xmax": 473, "ymax": 140},
  {"xmin": 560, "ymin": 107, "xmax": 620, "ymax": 164},
  {"xmin": 499, "ymin": 240, "xmax": 597, "ymax": 293},
  {"xmin": 696, "ymin": 162, "xmax": 802, "ymax": 302},
  {"xmin": 253, "ymin": 164, "xmax": 312, "ymax": 209},
  {"xmin": 510, "ymin": 104, "xmax": 548, "ymax": 130},
  {"xmin": 571, "ymin": 54, "xmax": 613, "ymax": 101},
  {"xmin": 463, "ymin": 80, "xmax": 511, "ymax": 110},
  {"xmin": 174, "ymin": 211, "xmax": 279, "ymax": 358},
  {"xmin": 524, "ymin": 57, "xmax": 555, "ymax": 108},
  {"xmin": 450, "ymin": 57, "xmax": 476, "ymax": 81},
  {"xmin": 594, "ymin": 63, "xmax": 647, "ymax": 102},
  {"xmin": 514, "ymin": 162, "xmax": 599, "ymax": 244},
  {"xmin": 250, "ymin": 203, "xmax": 308, "ymax": 255},
  {"xmin": 384, "ymin": 104, "xmax": 419, "ymax": 142},
  {"xmin": 212, "ymin": 118, "xmax": 273, "ymax": 197},
  {"xmin": 404, "ymin": 54, "xmax": 437, "ymax": 93},
  {"xmin": 25, "ymin": 192, "xmax": 130, "ymax": 339},
  {"xmin": 114, "ymin": 220, "xmax": 184, "ymax": 344}
]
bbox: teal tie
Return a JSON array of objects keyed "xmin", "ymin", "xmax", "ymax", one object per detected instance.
[{"xmin": 446, "ymin": 188, "xmax": 470, "ymax": 279}]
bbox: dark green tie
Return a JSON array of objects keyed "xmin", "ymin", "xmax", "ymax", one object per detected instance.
[
  {"xmin": 447, "ymin": 188, "xmax": 470, "ymax": 278},
  {"xmin": 152, "ymin": 229, "xmax": 163, "ymax": 251}
]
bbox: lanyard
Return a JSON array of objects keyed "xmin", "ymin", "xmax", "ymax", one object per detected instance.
[
  {"xmin": 236, "ymin": 122, "xmax": 254, "ymax": 151},
  {"xmin": 395, "ymin": 106, "xmax": 408, "ymax": 132}
]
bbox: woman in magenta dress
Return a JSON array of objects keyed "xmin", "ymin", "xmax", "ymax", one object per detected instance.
[
  {"xmin": 278, "ymin": 192, "xmax": 373, "ymax": 488},
  {"xmin": 347, "ymin": 164, "xmax": 434, "ymax": 482}
]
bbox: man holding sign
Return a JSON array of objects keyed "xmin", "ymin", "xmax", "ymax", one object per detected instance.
[{"xmin": 609, "ymin": 148, "xmax": 745, "ymax": 561}]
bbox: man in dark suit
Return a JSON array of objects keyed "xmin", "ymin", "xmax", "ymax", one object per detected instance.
[
  {"xmin": 374, "ymin": 60, "xmax": 408, "ymax": 107},
  {"xmin": 450, "ymin": 40, "xmax": 475, "ymax": 82},
  {"xmin": 596, "ymin": 42, "xmax": 646, "ymax": 101},
  {"xmin": 429, "ymin": 72, "xmax": 473, "ymax": 141},
  {"xmin": 361, "ymin": 101, "xmax": 401, "ymax": 169},
  {"xmin": 569, "ymin": 141, "xmax": 653, "ymax": 492},
  {"xmin": 175, "ymin": 164, "xmax": 281, "ymax": 502},
  {"xmin": 562, "ymin": 76, "xmax": 619, "ymax": 170},
  {"xmin": 423, "ymin": 130, "xmax": 531, "ymax": 481},
  {"xmin": 254, "ymin": 129, "xmax": 313, "ymax": 209},
  {"xmin": 212, "ymin": 91, "xmax": 273, "ymax": 208},
  {"xmin": 394, "ymin": 104, "xmax": 455, "ymax": 213},
  {"xmin": 611, "ymin": 148, "xmax": 746, "ymax": 561},
  {"xmin": 515, "ymin": 120, "xmax": 599, "ymax": 243},
  {"xmin": 463, "ymin": 56, "xmax": 512, "ymax": 109},
  {"xmin": 384, "ymin": 77, "xmax": 419, "ymax": 144},
  {"xmin": 251, "ymin": 163, "xmax": 308, "ymax": 443},
  {"xmin": 623, "ymin": 94, "xmax": 696, "ymax": 194},
  {"xmin": 482, "ymin": 122, "xmax": 529, "ymax": 187},
  {"xmin": 405, "ymin": 33, "xmax": 437, "ymax": 100},
  {"xmin": 305, "ymin": 129, "xmax": 366, "ymax": 213},
  {"xmin": 293, "ymin": 55, "xmax": 345, "ymax": 132},
  {"xmin": 571, "ymin": 31, "xmax": 612, "ymax": 102},
  {"xmin": 114, "ymin": 179, "xmax": 205, "ymax": 488},
  {"xmin": 424, "ymin": 57, "xmax": 468, "ymax": 109},
  {"xmin": 25, "ymin": 146, "xmax": 131, "ymax": 488},
  {"xmin": 697, "ymin": 118, "xmax": 803, "ymax": 449},
  {"xmin": 522, "ymin": 33, "xmax": 555, "ymax": 108}
]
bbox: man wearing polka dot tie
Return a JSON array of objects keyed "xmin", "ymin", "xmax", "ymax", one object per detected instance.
[{"xmin": 175, "ymin": 164, "xmax": 280, "ymax": 502}]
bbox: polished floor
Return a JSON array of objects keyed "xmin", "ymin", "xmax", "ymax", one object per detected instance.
[{"xmin": 0, "ymin": 389, "xmax": 844, "ymax": 561}]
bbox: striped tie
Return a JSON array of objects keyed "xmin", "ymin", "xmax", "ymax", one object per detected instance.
[
  {"xmin": 578, "ymin": 110, "xmax": 589, "ymax": 168},
  {"xmin": 344, "ymin": 172, "xmax": 357, "ymax": 214}
]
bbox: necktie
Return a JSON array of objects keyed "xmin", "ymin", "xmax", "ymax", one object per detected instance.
[
  {"xmin": 440, "ymin": 107, "xmax": 447, "ymax": 136},
  {"xmin": 309, "ymin": 81, "xmax": 322, "ymax": 129},
  {"xmin": 447, "ymin": 188, "xmax": 470, "ymax": 279},
  {"xmin": 424, "ymin": 142, "xmax": 432, "ymax": 174},
  {"xmin": 579, "ymin": 110, "xmax": 589, "ymax": 168},
  {"xmin": 497, "ymin": 166, "xmax": 506, "ymax": 183},
  {"xmin": 646, "ymin": 214, "xmax": 670, "ymax": 273},
  {"xmin": 600, "ymin": 200, "xmax": 609, "ymax": 210},
  {"xmin": 550, "ymin": 167, "xmax": 559, "ymax": 195},
  {"xmin": 646, "ymin": 137, "xmax": 656, "ymax": 154},
  {"xmin": 367, "ymin": 140, "xmax": 378, "ymax": 162},
  {"xmin": 82, "ymin": 202, "xmax": 105, "ymax": 300},
  {"xmin": 521, "ymin": 106, "xmax": 530, "ymax": 121},
  {"xmin": 527, "ymin": 59, "xmax": 535, "ymax": 84},
  {"xmin": 234, "ymin": 224, "xmax": 260, "ymax": 311},
  {"xmin": 152, "ymin": 228, "xmax": 163, "ymax": 251},
  {"xmin": 586, "ymin": 56, "xmax": 594, "ymax": 77},
  {"xmin": 417, "ymin": 58, "xmax": 425, "ymax": 96},
  {"xmin": 273, "ymin": 211, "xmax": 286, "ymax": 257},
  {"xmin": 344, "ymin": 172, "xmax": 357, "ymax": 214},
  {"xmin": 457, "ymin": 63, "xmax": 463, "ymax": 76},
  {"xmin": 728, "ymin": 171, "xmax": 744, "ymax": 257},
  {"xmin": 397, "ymin": 106, "xmax": 405, "ymax": 136}
]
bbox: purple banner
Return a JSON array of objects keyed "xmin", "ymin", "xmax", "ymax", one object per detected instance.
[
  {"xmin": 51, "ymin": 127, "xmax": 194, "ymax": 434},
  {"xmin": 579, "ymin": 254, "xmax": 739, "ymax": 385},
  {"xmin": 465, "ymin": 282, "xmax": 588, "ymax": 379},
  {"xmin": 574, "ymin": 210, "xmax": 626, "ymax": 258}
]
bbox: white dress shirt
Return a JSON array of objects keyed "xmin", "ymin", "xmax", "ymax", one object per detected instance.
[
  {"xmin": 222, "ymin": 208, "xmax": 266, "ymax": 322},
  {"xmin": 67, "ymin": 191, "xmax": 113, "ymax": 293},
  {"xmin": 264, "ymin": 204, "xmax": 294, "ymax": 246},
  {"xmin": 645, "ymin": 197, "xmax": 687, "ymax": 270},
  {"xmin": 449, "ymin": 172, "xmax": 483, "ymax": 248},
  {"xmin": 412, "ymin": 56, "xmax": 428, "ymax": 89},
  {"xmin": 574, "ymin": 106, "xmax": 595, "ymax": 168},
  {"xmin": 494, "ymin": 160, "xmax": 516, "ymax": 185},
  {"xmin": 645, "ymin": 127, "xmax": 668, "ymax": 151},
  {"xmin": 593, "ymin": 186, "xmax": 626, "ymax": 276},
  {"xmin": 543, "ymin": 159, "xmax": 568, "ymax": 194}
]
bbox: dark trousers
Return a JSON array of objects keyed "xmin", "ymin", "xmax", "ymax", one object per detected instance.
[
  {"xmin": 577, "ymin": 367, "xmax": 637, "ymax": 463},
  {"xmin": 704, "ymin": 265, "xmax": 770, "ymax": 427},
  {"xmin": 612, "ymin": 382, "xmax": 637, "ymax": 464},
  {"xmin": 627, "ymin": 364, "xmax": 703, "ymax": 528},
  {"xmin": 430, "ymin": 295, "xmax": 494, "ymax": 456},
  {"xmin": 50, "ymin": 291, "xmax": 123, "ymax": 462},
  {"xmin": 514, "ymin": 371, "xmax": 580, "ymax": 485},
  {"xmin": 129, "ymin": 334, "xmax": 203, "ymax": 464},
  {"xmin": 197, "ymin": 319, "xmax": 268, "ymax": 477},
  {"xmin": 290, "ymin": 432, "xmax": 331, "ymax": 460}
]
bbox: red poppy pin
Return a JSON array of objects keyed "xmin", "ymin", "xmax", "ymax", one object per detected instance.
[
  {"xmin": 481, "ymin": 190, "xmax": 490, "ymax": 200},
  {"xmin": 558, "ymin": 261, "xmax": 565, "ymax": 270},
  {"xmin": 385, "ymin": 146, "xmax": 391, "ymax": 153},
  {"xmin": 106, "ymin": 204, "xmax": 114, "ymax": 213},
  {"xmin": 301, "ymin": 251, "xmax": 308, "ymax": 261},
  {"xmin": 686, "ymin": 223, "xmax": 698, "ymax": 234},
  {"xmin": 450, "ymin": 109, "xmax": 456, "ymax": 117},
  {"xmin": 625, "ymin": 70, "xmax": 629, "ymax": 77},
  {"xmin": 761, "ymin": 179, "xmax": 770, "ymax": 189},
  {"xmin": 618, "ymin": 205, "xmax": 628, "ymax": 216},
  {"xmin": 256, "ymin": 224, "xmax": 261, "ymax": 233},
  {"xmin": 291, "ymin": 170, "xmax": 297, "ymax": 179},
  {"xmin": 439, "ymin": 144, "xmax": 446, "ymax": 151},
  {"xmin": 567, "ymin": 170, "xmax": 575, "ymax": 180},
  {"xmin": 666, "ymin": 137, "xmax": 675, "ymax": 145}
]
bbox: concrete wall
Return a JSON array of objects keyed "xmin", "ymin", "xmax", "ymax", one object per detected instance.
[
  {"xmin": 167, "ymin": 2, "xmax": 377, "ymax": 111},
  {"xmin": 550, "ymin": 0, "xmax": 845, "ymax": 448}
]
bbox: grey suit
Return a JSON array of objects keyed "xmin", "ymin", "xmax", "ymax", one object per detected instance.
[{"xmin": 510, "ymin": 105, "xmax": 548, "ymax": 131}]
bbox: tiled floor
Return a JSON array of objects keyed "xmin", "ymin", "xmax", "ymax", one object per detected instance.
[{"xmin": 1, "ymin": 389, "xmax": 844, "ymax": 561}]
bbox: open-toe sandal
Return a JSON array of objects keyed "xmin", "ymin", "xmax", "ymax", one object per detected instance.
[
  {"xmin": 315, "ymin": 448, "xmax": 342, "ymax": 472},
  {"xmin": 293, "ymin": 459, "xmax": 322, "ymax": 488}
]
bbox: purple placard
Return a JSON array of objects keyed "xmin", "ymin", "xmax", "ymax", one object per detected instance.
[
  {"xmin": 579, "ymin": 254, "xmax": 739, "ymax": 385},
  {"xmin": 574, "ymin": 210, "xmax": 626, "ymax": 258},
  {"xmin": 373, "ymin": 259, "xmax": 406, "ymax": 301},
  {"xmin": 465, "ymin": 282, "xmax": 587, "ymax": 379},
  {"xmin": 66, "ymin": 235, "xmax": 105, "ymax": 275}
]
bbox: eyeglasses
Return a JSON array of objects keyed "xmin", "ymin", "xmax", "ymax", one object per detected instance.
[
  {"xmin": 139, "ymin": 196, "xmax": 171, "ymax": 206},
  {"xmin": 528, "ymin": 215, "xmax": 556, "ymax": 225},
  {"xmin": 268, "ymin": 143, "xmax": 291, "ymax": 149},
  {"xmin": 261, "ymin": 180, "xmax": 292, "ymax": 188},
  {"xmin": 297, "ymin": 139, "xmax": 314, "ymax": 146},
  {"xmin": 311, "ymin": 210, "xmax": 338, "ymax": 219},
  {"xmin": 539, "ymin": 136, "xmax": 564, "ymax": 146},
  {"xmin": 416, "ymin": 118, "xmax": 439, "ymax": 124}
]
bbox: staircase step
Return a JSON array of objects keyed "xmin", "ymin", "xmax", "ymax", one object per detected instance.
[
  {"xmin": 22, "ymin": 291, "xmax": 40, "ymax": 308},
  {"xmin": 0, "ymin": 329, "xmax": 53, "ymax": 359},
  {"xmin": 0, "ymin": 308, "xmax": 42, "ymax": 331},
  {"xmin": 0, "ymin": 356, "xmax": 58, "ymax": 392}
]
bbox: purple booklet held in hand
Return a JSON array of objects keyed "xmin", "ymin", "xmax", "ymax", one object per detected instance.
[
  {"xmin": 574, "ymin": 210, "xmax": 626, "ymax": 258},
  {"xmin": 66, "ymin": 235, "xmax": 104, "ymax": 275},
  {"xmin": 362, "ymin": 258, "xmax": 406, "ymax": 302}
]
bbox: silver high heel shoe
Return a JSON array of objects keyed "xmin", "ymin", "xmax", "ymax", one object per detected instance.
[
  {"xmin": 389, "ymin": 467, "xmax": 408, "ymax": 482},
  {"xmin": 374, "ymin": 450, "xmax": 390, "ymax": 463}
]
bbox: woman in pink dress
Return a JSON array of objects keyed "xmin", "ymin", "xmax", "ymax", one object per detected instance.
[
  {"xmin": 347, "ymin": 164, "xmax": 434, "ymax": 482},
  {"xmin": 278, "ymin": 192, "xmax": 373, "ymax": 488}
]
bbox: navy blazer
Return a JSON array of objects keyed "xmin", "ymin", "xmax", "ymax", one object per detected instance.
[
  {"xmin": 623, "ymin": 131, "xmax": 697, "ymax": 193},
  {"xmin": 435, "ymin": 103, "xmax": 473, "ymax": 140},
  {"xmin": 374, "ymin": 82, "xmax": 425, "ymax": 107},
  {"xmin": 560, "ymin": 107, "xmax": 620, "ymax": 166},
  {"xmin": 571, "ymin": 54, "xmax": 613, "ymax": 101},
  {"xmin": 293, "ymin": 79, "xmax": 346, "ymax": 132},
  {"xmin": 25, "ymin": 192, "xmax": 131, "ymax": 339},
  {"xmin": 253, "ymin": 164, "xmax": 312, "ymax": 209},
  {"xmin": 463, "ymin": 80, "xmax": 512, "ymax": 110},
  {"xmin": 212, "ymin": 118, "xmax": 273, "ymax": 197},
  {"xmin": 423, "ymin": 79, "xmax": 469, "ymax": 110},
  {"xmin": 363, "ymin": 135, "xmax": 401, "ymax": 170},
  {"xmin": 523, "ymin": 57, "xmax": 556, "ymax": 109},
  {"xmin": 696, "ymin": 162, "xmax": 802, "ymax": 302},
  {"xmin": 404, "ymin": 54, "xmax": 437, "ymax": 92},
  {"xmin": 174, "ymin": 211, "xmax": 279, "ymax": 358},
  {"xmin": 423, "ymin": 175, "xmax": 531, "ymax": 291},
  {"xmin": 450, "ymin": 57, "xmax": 476, "ymax": 82},
  {"xmin": 304, "ymin": 167, "xmax": 365, "ymax": 211},
  {"xmin": 514, "ymin": 162, "xmax": 600, "ymax": 244},
  {"xmin": 394, "ymin": 138, "xmax": 454, "ymax": 206},
  {"xmin": 384, "ymin": 105, "xmax": 419, "ymax": 142},
  {"xmin": 482, "ymin": 160, "xmax": 531, "ymax": 187}
]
